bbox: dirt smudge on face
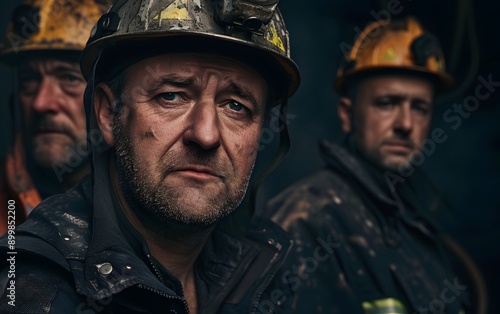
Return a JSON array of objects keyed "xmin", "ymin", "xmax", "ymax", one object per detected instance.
[
  {"xmin": 235, "ymin": 143, "xmax": 243, "ymax": 155},
  {"xmin": 141, "ymin": 127, "xmax": 158, "ymax": 140}
]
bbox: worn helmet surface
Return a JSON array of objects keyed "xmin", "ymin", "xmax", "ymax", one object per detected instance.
[
  {"xmin": 0, "ymin": 0, "xmax": 111, "ymax": 61},
  {"xmin": 81, "ymin": 0, "xmax": 300, "ymax": 101},
  {"xmin": 335, "ymin": 16, "xmax": 453, "ymax": 95}
]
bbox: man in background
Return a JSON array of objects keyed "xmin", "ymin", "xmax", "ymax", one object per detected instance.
[
  {"xmin": 0, "ymin": 0, "xmax": 111, "ymax": 233},
  {"xmin": 269, "ymin": 17, "xmax": 486, "ymax": 313}
]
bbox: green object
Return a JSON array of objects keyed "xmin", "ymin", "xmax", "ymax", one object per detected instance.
[{"xmin": 362, "ymin": 298, "xmax": 408, "ymax": 314}]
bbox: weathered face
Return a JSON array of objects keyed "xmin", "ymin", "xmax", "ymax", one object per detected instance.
[
  {"xmin": 19, "ymin": 58, "xmax": 87, "ymax": 170},
  {"xmin": 97, "ymin": 53, "xmax": 268, "ymax": 226},
  {"xmin": 338, "ymin": 75, "xmax": 434, "ymax": 172}
]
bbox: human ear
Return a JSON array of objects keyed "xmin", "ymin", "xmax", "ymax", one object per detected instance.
[
  {"xmin": 94, "ymin": 83, "xmax": 118, "ymax": 147},
  {"xmin": 338, "ymin": 97, "xmax": 353, "ymax": 134}
]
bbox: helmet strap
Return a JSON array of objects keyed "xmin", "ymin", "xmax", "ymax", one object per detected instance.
[
  {"xmin": 219, "ymin": 83, "xmax": 291, "ymax": 237},
  {"xmin": 10, "ymin": 68, "xmax": 23, "ymax": 136},
  {"xmin": 247, "ymin": 80, "xmax": 292, "ymax": 218}
]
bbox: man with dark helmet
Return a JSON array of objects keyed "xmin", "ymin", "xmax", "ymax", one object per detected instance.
[
  {"xmin": 268, "ymin": 17, "xmax": 485, "ymax": 313},
  {"xmin": 0, "ymin": 0, "xmax": 300, "ymax": 313},
  {"xmin": 0, "ymin": 0, "xmax": 111, "ymax": 234}
]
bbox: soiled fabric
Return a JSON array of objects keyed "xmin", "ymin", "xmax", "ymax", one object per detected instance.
[
  {"xmin": 0, "ymin": 173, "xmax": 294, "ymax": 313},
  {"xmin": 268, "ymin": 140, "xmax": 473, "ymax": 313}
]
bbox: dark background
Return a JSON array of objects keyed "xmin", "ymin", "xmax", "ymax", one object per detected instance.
[{"xmin": 1, "ymin": 0, "xmax": 499, "ymax": 312}]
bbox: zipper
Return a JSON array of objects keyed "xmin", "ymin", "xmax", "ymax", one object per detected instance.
[
  {"xmin": 146, "ymin": 253, "xmax": 165, "ymax": 283},
  {"xmin": 144, "ymin": 253, "xmax": 190, "ymax": 313},
  {"xmin": 206, "ymin": 245, "xmax": 261, "ymax": 313},
  {"xmin": 137, "ymin": 283, "xmax": 190, "ymax": 313},
  {"xmin": 249, "ymin": 239, "xmax": 293, "ymax": 314}
]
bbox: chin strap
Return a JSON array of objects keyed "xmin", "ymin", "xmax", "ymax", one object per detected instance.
[{"xmin": 248, "ymin": 94, "xmax": 291, "ymax": 217}]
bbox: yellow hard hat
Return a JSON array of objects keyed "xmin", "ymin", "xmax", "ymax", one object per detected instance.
[
  {"xmin": 335, "ymin": 16, "xmax": 453, "ymax": 95},
  {"xmin": 0, "ymin": 0, "xmax": 111, "ymax": 62}
]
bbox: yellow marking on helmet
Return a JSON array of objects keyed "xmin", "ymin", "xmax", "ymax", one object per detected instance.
[
  {"xmin": 435, "ymin": 58, "xmax": 443, "ymax": 70},
  {"xmin": 265, "ymin": 26, "xmax": 285, "ymax": 52},
  {"xmin": 383, "ymin": 47, "xmax": 397, "ymax": 61},
  {"xmin": 153, "ymin": 0, "xmax": 191, "ymax": 21}
]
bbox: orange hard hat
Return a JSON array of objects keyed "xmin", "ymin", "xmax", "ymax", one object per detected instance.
[
  {"xmin": 0, "ymin": 0, "xmax": 111, "ymax": 62},
  {"xmin": 335, "ymin": 16, "xmax": 453, "ymax": 95}
]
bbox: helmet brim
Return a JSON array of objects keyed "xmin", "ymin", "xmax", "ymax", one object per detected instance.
[
  {"xmin": 81, "ymin": 31, "xmax": 301, "ymax": 102},
  {"xmin": 335, "ymin": 65, "xmax": 454, "ymax": 96}
]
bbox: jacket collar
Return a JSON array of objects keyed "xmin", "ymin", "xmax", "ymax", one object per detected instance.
[
  {"xmin": 319, "ymin": 139, "xmax": 444, "ymax": 235},
  {"xmin": 80, "ymin": 154, "xmax": 291, "ymax": 308},
  {"xmin": 319, "ymin": 139, "xmax": 400, "ymax": 209},
  {"xmin": 7, "ymin": 148, "xmax": 291, "ymax": 310}
]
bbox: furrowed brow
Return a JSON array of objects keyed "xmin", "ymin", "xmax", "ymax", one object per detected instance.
[
  {"xmin": 147, "ymin": 75, "xmax": 194, "ymax": 92},
  {"xmin": 376, "ymin": 94, "xmax": 405, "ymax": 102},
  {"xmin": 227, "ymin": 80, "xmax": 260, "ymax": 111},
  {"xmin": 52, "ymin": 66, "xmax": 82, "ymax": 75}
]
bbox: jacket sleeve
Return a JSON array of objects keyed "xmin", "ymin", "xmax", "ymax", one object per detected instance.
[
  {"xmin": 0, "ymin": 254, "xmax": 84, "ymax": 313},
  {"xmin": 267, "ymin": 179, "xmax": 364, "ymax": 314}
]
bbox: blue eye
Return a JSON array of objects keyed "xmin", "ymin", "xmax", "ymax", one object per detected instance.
[
  {"xmin": 161, "ymin": 92, "xmax": 179, "ymax": 101},
  {"xmin": 60, "ymin": 72, "xmax": 83, "ymax": 84},
  {"xmin": 65, "ymin": 75, "xmax": 78, "ymax": 82},
  {"xmin": 228, "ymin": 101, "xmax": 244, "ymax": 111}
]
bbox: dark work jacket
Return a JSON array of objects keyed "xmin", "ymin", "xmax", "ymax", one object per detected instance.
[
  {"xmin": 268, "ymin": 140, "xmax": 473, "ymax": 314},
  {"xmin": 0, "ymin": 176, "xmax": 293, "ymax": 313}
]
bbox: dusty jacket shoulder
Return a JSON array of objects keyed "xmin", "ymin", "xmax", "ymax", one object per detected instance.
[{"xmin": 266, "ymin": 140, "xmax": 472, "ymax": 314}]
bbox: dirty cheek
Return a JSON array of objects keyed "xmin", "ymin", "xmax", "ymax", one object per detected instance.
[
  {"xmin": 234, "ymin": 143, "xmax": 243, "ymax": 155},
  {"xmin": 235, "ymin": 142, "xmax": 258, "ymax": 159},
  {"xmin": 131, "ymin": 108, "xmax": 159, "ymax": 142},
  {"xmin": 141, "ymin": 127, "xmax": 158, "ymax": 141}
]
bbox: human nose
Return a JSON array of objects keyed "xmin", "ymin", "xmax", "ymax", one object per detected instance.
[
  {"xmin": 394, "ymin": 104, "xmax": 413, "ymax": 134},
  {"xmin": 31, "ymin": 79, "xmax": 60, "ymax": 114},
  {"xmin": 183, "ymin": 101, "xmax": 221, "ymax": 150}
]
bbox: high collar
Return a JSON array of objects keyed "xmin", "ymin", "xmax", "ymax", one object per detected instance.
[
  {"xmin": 318, "ymin": 139, "xmax": 445, "ymax": 234},
  {"xmin": 80, "ymin": 153, "xmax": 291, "ymax": 311},
  {"xmin": 319, "ymin": 139, "xmax": 400, "ymax": 211}
]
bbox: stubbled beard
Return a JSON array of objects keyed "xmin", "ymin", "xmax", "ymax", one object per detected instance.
[
  {"xmin": 112, "ymin": 114, "xmax": 252, "ymax": 232},
  {"xmin": 379, "ymin": 146, "xmax": 418, "ymax": 174},
  {"xmin": 24, "ymin": 114, "xmax": 87, "ymax": 173}
]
